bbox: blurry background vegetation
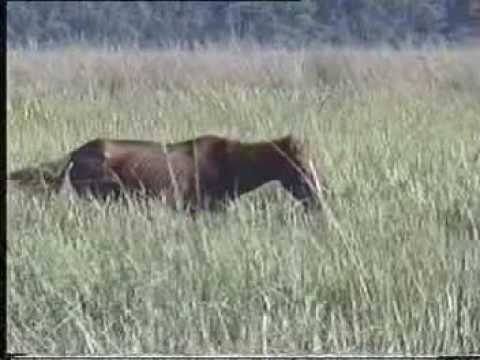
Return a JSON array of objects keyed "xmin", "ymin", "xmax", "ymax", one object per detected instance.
[{"xmin": 7, "ymin": 0, "xmax": 480, "ymax": 49}]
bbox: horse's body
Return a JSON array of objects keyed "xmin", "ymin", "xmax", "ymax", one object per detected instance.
[{"xmin": 9, "ymin": 134, "xmax": 327, "ymax": 213}]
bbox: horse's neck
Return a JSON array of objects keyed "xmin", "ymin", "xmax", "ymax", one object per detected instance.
[{"xmin": 230, "ymin": 142, "xmax": 285, "ymax": 195}]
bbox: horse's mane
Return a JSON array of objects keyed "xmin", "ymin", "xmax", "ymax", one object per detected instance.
[{"xmin": 273, "ymin": 134, "xmax": 309, "ymax": 166}]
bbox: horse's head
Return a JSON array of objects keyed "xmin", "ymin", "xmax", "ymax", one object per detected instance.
[{"xmin": 274, "ymin": 135, "xmax": 327, "ymax": 210}]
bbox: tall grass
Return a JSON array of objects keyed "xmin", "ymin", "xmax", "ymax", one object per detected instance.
[{"xmin": 7, "ymin": 44, "xmax": 480, "ymax": 355}]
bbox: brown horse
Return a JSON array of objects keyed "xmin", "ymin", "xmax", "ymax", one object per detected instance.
[{"xmin": 9, "ymin": 134, "xmax": 328, "ymax": 213}]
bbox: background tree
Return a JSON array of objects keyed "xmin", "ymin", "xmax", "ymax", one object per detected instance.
[{"xmin": 6, "ymin": 1, "xmax": 480, "ymax": 48}]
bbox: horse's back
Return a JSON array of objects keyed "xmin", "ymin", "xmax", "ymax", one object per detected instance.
[
  {"xmin": 64, "ymin": 135, "xmax": 235, "ymax": 206},
  {"xmin": 77, "ymin": 134, "xmax": 227, "ymax": 160}
]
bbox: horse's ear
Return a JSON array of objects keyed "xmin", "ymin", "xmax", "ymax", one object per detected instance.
[
  {"xmin": 278, "ymin": 134, "xmax": 304, "ymax": 159},
  {"xmin": 280, "ymin": 134, "xmax": 294, "ymax": 143},
  {"xmin": 276, "ymin": 134, "xmax": 294, "ymax": 150}
]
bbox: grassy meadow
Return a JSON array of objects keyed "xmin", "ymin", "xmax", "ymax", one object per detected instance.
[{"xmin": 6, "ymin": 44, "xmax": 480, "ymax": 355}]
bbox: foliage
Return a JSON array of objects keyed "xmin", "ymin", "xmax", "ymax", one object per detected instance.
[{"xmin": 6, "ymin": 1, "xmax": 478, "ymax": 48}]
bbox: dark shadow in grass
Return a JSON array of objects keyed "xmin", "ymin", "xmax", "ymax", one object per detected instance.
[{"xmin": 439, "ymin": 197, "xmax": 480, "ymax": 243}]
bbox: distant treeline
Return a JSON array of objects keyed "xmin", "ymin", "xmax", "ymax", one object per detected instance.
[{"xmin": 6, "ymin": 1, "xmax": 480, "ymax": 48}]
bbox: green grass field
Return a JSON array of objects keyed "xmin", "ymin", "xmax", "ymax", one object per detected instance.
[{"xmin": 6, "ymin": 44, "xmax": 480, "ymax": 355}]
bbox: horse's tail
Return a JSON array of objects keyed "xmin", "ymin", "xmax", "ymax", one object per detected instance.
[{"xmin": 8, "ymin": 156, "xmax": 71, "ymax": 192}]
